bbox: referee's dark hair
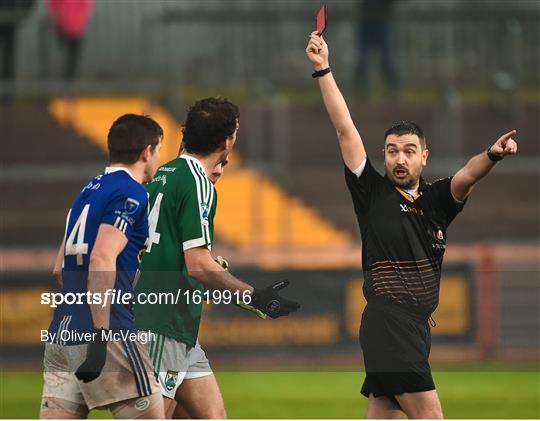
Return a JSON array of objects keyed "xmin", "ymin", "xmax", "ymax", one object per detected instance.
[
  {"xmin": 385, "ymin": 121, "xmax": 427, "ymax": 149},
  {"xmin": 181, "ymin": 97, "xmax": 240, "ymax": 156},
  {"xmin": 108, "ymin": 114, "xmax": 163, "ymax": 164}
]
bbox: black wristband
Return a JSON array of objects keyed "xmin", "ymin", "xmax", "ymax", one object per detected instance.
[
  {"xmin": 487, "ymin": 146, "xmax": 504, "ymax": 162},
  {"xmin": 312, "ymin": 67, "xmax": 331, "ymax": 78}
]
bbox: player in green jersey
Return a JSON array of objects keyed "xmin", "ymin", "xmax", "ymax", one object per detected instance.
[{"xmin": 134, "ymin": 98, "xmax": 299, "ymax": 418}]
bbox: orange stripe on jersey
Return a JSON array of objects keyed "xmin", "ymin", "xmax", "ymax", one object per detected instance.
[
  {"xmin": 395, "ymin": 187, "xmax": 422, "ymax": 202},
  {"xmin": 371, "ymin": 258, "xmax": 431, "ymax": 266},
  {"xmin": 371, "ymin": 263, "xmax": 435, "ymax": 272}
]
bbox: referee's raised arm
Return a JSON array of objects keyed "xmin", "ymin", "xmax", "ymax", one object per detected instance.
[{"xmin": 306, "ymin": 31, "xmax": 366, "ymax": 172}]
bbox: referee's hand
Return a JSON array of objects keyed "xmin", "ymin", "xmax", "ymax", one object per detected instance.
[
  {"xmin": 251, "ymin": 280, "xmax": 300, "ymax": 319},
  {"xmin": 489, "ymin": 130, "xmax": 518, "ymax": 158},
  {"xmin": 75, "ymin": 328, "xmax": 108, "ymax": 383},
  {"xmin": 306, "ymin": 31, "xmax": 329, "ymax": 70}
]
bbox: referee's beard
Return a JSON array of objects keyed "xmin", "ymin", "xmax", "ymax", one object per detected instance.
[{"xmin": 385, "ymin": 164, "xmax": 423, "ymax": 190}]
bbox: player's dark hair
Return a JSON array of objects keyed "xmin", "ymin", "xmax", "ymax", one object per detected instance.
[
  {"xmin": 181, "ymin": 97, "xmax": 239, "ymax": 156},
  {"xmin": 385, "ymin": 121, "xmax": 427, "ymax": 149},
  {"xmin": 108, "ymin": 114, "xmax": 163, "ymax": 164}
]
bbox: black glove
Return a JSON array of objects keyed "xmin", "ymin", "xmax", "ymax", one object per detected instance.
[
  {"xmin": 251, "ymin": 280, "xmax": 300, "ymax": 319},
  {"xmin": 75, "ymin": 328, "xmax": 108, "ymax": 383},
  {"xmin": 216, "ymin": 256, "xmax": 268, "ymax": 319}
]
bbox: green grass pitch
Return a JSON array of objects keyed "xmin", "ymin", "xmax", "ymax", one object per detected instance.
[{"xmin": 1, "ymin": 371, "xmax": 538, "ymax": 418}]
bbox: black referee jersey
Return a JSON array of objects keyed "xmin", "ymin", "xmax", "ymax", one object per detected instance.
[
  {"xmin": 345, "ymin": 158, "xmax": 467, "ymax": 398},
  {"xmin": 345, "ymin": 160, "xmax": 464, "ymax": 403},
  {"xmin": 345, "ymin": 158, "xmax": 466, "ymax": 318}
]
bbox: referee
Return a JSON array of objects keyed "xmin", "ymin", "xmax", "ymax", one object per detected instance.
[{"xmin": 306, "ymin": 32, "xmax": 517, "ymax": 418}]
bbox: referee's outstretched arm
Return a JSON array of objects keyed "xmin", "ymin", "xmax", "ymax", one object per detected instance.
[
  {"xmin": 306, "ymin": 31, "xmax": 366, "ymax": 172},
  {"xmin": 451, "ymin": 130, "xmax": 518, "ymax": 201}
]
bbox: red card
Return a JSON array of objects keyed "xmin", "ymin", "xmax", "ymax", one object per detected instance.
[{"xmin": 315, "ymin": 4, "xmax": 327, "ymax": 36}]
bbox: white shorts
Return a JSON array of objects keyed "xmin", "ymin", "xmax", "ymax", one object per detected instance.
[
  {"xmin": 146, "ymin": 333, "xmax": 212, "ymax": 399},
  {"xmin": 41, "ymin": 339, "xmax": 160, "ymax": 411}
]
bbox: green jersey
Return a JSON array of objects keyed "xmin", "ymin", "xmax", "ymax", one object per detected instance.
[{"xmin": 134, "ymin": 155, "xmax": 216, "ymax": 347}]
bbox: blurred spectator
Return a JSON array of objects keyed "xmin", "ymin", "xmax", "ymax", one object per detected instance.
[
  {"xmin": 47, "ymin": 0, "xmax": 93, "ymax": 81},
  {"xmin": 356, "ymin": 0, "xmax": 399, "ymax": 100},
  {"xmin": 0, "ymin": 0, "xmax": 34, "ymax": 103}
]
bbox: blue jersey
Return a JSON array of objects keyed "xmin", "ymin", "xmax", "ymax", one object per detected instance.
[{"xmin": 48, "ymin": 167, "xmax": 149, "ymax": 345}]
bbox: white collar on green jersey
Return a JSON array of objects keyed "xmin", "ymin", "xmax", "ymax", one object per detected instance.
[
  {"xmin": 179, "ymin": 154, "xmax": 206, "ymax": 171},
  {"xmin": 180, "ymin": 154, "xmax": 202, "ymax": 164},
  {"xmin": 104, "ymin": 166, "xmax": 137, "ymax": 182}
]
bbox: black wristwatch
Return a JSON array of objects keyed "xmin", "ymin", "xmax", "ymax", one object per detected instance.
[
  {"xmin": 312, "ymin": 67, "xmax": 331, "ymax": 78},
  {"xmin": 487, "ymin": 146, "xmax": 504, "ymax": 162}
]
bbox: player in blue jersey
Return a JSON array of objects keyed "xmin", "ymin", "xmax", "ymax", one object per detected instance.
[{"xmin": 40, "ymin": 114, "xmax": 165, "ymax": 419}]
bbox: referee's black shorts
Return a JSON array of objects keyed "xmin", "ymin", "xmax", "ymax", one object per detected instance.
[{"xmin": 360, "ymin": 300, "xmax": 435, "ymax": 401}]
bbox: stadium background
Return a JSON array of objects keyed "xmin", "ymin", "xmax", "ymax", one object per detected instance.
[{"xmin": 1, "ymin": 0, "xmax": 538, "ymax": 418}]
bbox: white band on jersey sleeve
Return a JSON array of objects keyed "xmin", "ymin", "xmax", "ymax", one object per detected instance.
[
  {"xmin": 352, "ymin": 158, "xmax": 367, "ymax": 178},
  {"xmin": 183, "ymin": 238, "xmax": 207, "ymax": 251}
]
